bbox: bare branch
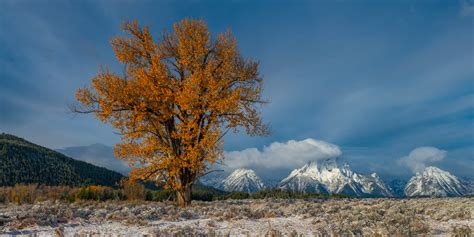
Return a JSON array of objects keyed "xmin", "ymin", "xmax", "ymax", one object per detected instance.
[{"xmin": 197, "ymin": 169, "xmax": 224, "ymax": 178}]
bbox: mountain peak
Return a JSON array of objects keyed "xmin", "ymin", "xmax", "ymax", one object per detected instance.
[
  {"xmin": 405, "ymin": 166, "xmax": 466, "ymax": 197},
  {"xmin": 232, "ymin": 168, "xmax": 257, "ymax": 176},
  {"xmin": 280, "ymin": 158, "xmax": 392, "ymax": 197},
  {"xmin": 423, "ymin": 166, "xmax": 445, "ymax": 174},
  {"xmin": 299, "ymin": 158, "xmax": 340, "ymax": 173},
  {"xmin": 219, "ymin": 168, "xmax": 265, "ymax": 193}
]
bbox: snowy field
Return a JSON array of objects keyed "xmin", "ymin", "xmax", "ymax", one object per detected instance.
[{"xmin": 0, "ymin": 198, "xmax": 472, "ymax": 236}]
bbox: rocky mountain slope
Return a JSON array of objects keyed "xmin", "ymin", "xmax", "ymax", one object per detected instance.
[
  {"xmin": 217, "ymin": 169, "xmax": 265, "ymax": 192},
  {"xmin": 387, "ymin": 179, "xmax": 407, "ymax": 197},
  {"xmin": 279, "ymin": 158, "xmax": 393, "ymax": 197},
  {"xmin": 404, "ymin": 166, "xmax": 467, "ymax": 197}
]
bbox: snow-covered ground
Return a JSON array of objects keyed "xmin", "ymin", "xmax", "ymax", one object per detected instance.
[{"xmin": 0, "ymin": 198, "xmax": 472, "ymax": 236}]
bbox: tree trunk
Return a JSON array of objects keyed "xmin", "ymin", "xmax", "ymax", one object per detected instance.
[{"xmin": 176, "ymin": 184, "xmax": 192, "ymax": 207}]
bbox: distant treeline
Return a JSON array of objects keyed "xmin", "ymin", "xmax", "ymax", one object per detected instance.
[
  {"xmin": 0, "ymin": 183, "xmax": 350, "ymax": 205},
  {"xmin": 224, "ymin": 189, "xmax": 350, "ymax": 200}
]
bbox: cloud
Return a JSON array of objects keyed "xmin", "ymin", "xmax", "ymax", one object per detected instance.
[
  {"xmin": 58, "ymin": 144, "xmax": 130, "ymax": 175},
  {"xmin": 1, "ymin": 1, "xmax": 473, "ymax": 180},
  {"xmin": 461, "ymin": 0, "xmax": 474, "ymax": 17},
  {"xmin": 398, "ymin": 147, "xmax": 447, "ymax": 173},
  {"xmin": 224, "ymin": 139, "xmax": 342, "ymax": 172}
]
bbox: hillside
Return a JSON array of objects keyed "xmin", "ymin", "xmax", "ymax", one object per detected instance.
[{"xmin": 0, "ymin": 133, "xmax": 124, "ymax": 187}]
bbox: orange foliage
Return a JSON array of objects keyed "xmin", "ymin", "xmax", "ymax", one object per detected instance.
[{"xmin": 74, "ymin": 19, "xmax": 267, "ymax": 206}]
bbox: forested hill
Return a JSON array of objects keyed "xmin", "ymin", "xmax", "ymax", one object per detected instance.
[{"xmin": 0, "ymin": 133, "xmax": 124, "ymax": 187}]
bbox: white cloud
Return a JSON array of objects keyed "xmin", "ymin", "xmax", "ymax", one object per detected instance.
[
  {"xmin": 398, "ymin": 146, "xmax": 447, "ymax": 173},
  {"xmin": 224, "ymin": 138, "xmax": 342, "ymax": 171}
]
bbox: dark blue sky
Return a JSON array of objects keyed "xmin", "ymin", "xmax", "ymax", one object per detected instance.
[{"xmin": 1, "ymin": 0, "xmax": 473, "ymax": 179}]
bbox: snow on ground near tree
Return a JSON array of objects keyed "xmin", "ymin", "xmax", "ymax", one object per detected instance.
[{"xmin": 0, "ymin": 198, "xmax": 472, "ymax": 236}]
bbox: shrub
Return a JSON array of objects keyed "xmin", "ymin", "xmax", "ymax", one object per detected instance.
[
  {"xmin": 7, "ymin": 184, "xmax": 38, "ymax": 204},
  {"xmin": 0, "ymin": 191, "xmax": 7, "ymax": 203},
  {"xmin": 0, "ymin": 184, "xmax": 360, "ymax": 206},
  {"xmin": 75, "ymin": 185, "xmax": 117, "ymax": 201},
  {"xmin": 142, "ymin": 189, "xmax": 174, "ymax": 201},
  {"xmin": 451, "ymin": 225, "xmax": 472, "ymax": 237},
  {"xmin": 225, "ymin": 192, "xmax": 250, "ymax": 200},
  {"xmin": 120, "ymin": 179, "xmax": 145, "ymax": 201},
  {"xmin": 191, "ymin": 184, "xmax": 227, "ymax": 201},
  {"xmin": 248, "ymin": 189, "xmax": 334, "ymax": 199}
]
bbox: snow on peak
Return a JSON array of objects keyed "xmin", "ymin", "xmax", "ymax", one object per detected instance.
[
  {"xmin": 423, "ymin": 166, "xmax": 445, "ymax": 174},
  {"xmin": 279, "ymin": 158, "xmax": 392, "ymax": 197},
  {"xmin": 219, "ymin": 168, "xmax": 265, "ymax": 193},
  {"xmin": 405, "ymin": 166, "xmax": 467, "ymax": 197}
]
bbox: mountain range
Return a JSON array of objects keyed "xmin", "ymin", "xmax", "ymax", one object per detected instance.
[
  {"xmin": 204, "ymin": 159, "xmax": 472, "ymax": 197},
  {"xmin": 279, "ymin": 158, "xmax": 392, "ymax": 197},
  {"xmin": 2, "ymin": 133, "xmax": 471, "ymax": 197}
]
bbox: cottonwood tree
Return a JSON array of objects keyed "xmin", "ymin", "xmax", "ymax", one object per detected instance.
[{"xmin": 72, "ymin": 19, "xmax": 268, "ymax": 207}]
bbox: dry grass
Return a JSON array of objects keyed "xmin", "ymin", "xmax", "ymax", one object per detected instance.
[
  {"xmin": 0, "ymin": 198, "xmax": 472, "ymax": 236},
  {"xmin": 0, "ymin": 183, "xmax": 149, "ymax": 205}
]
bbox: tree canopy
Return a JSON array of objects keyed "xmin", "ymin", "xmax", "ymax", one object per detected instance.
[{"xmin": 73, "ymin": 19, "xmax": 268, "ymax": 206}]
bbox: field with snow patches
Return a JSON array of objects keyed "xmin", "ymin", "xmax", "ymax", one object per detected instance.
[{"xmin": 0, "ymin": 198, "xmax": 472, "ymax": 236}]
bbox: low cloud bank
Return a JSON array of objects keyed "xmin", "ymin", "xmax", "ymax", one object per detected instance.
[
  {"xmin": 58, "ymin": 144, "xmax": 131, "ymax": 175},
  {"xmin": 398, "ymin": 146, "xmax": 447, "ymax": 173},
  {"xmin": 224, "ymin": 138, "xmax": 342, "ymax": 171}
]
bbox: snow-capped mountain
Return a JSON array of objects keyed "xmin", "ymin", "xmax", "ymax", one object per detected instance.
[
  {"xmin": 404, "ymin": 166, "xmax": 467, "ymax": 197},
  {"xmin": 279, "ymin": 158, "xmax": 392, "ymax": 197},
  {"xmin": 218, "ymin": 169, "xmax": 265, "ymax": 193}
]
